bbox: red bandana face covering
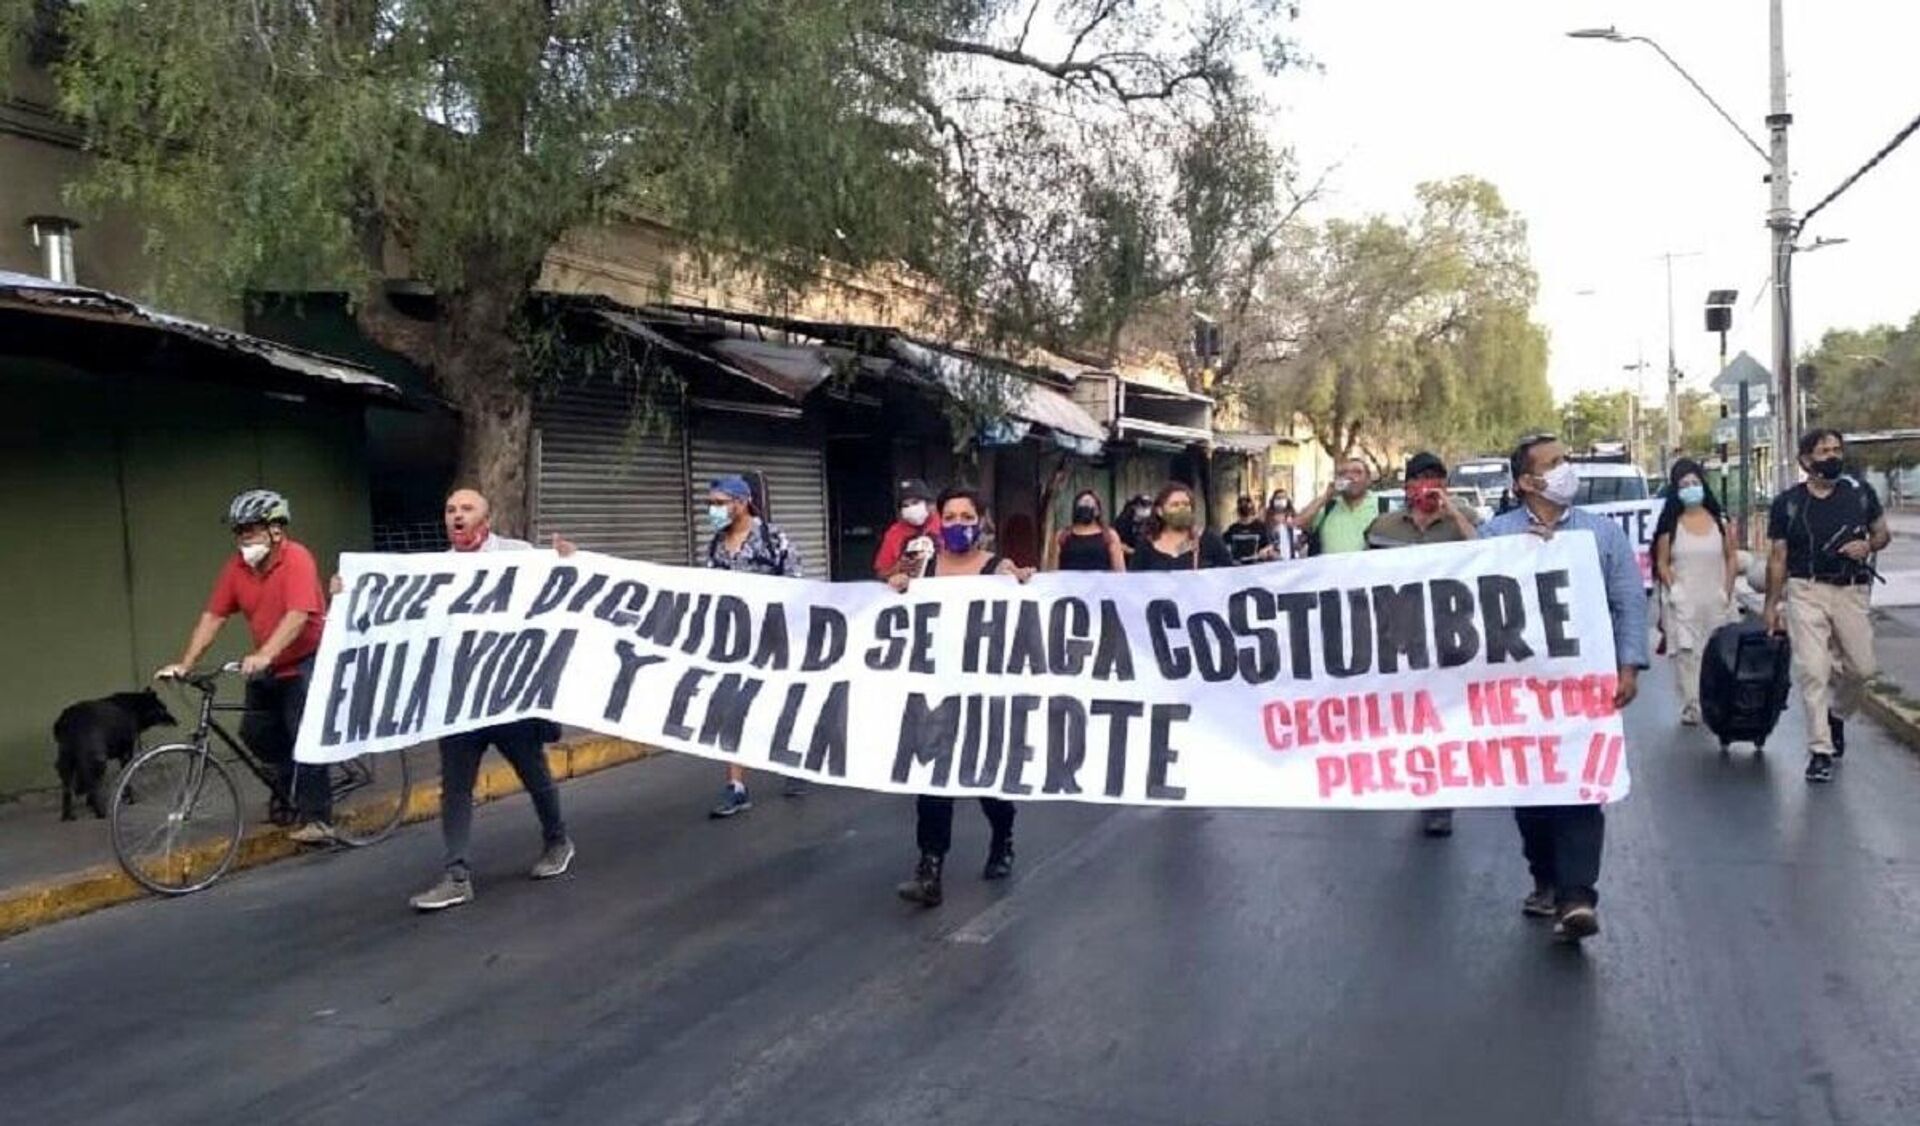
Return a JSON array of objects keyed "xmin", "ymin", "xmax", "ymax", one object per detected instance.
[
  {"xmin": 1408, "ymin": 481, "xmax": 1445, "ymax": 514},
  {"xmin": 449, "ymin": 520, "xmax": 491, "ymax": 552}
]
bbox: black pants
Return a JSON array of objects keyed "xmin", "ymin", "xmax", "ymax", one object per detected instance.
[
  {"xmin": 241, "ymin": 662, "xmax": 331, "ymax": 821},
  {"xmin": 915, "ymin": 795, "xmax": 1015, "ymax": 858},
  {"xmin": 439, "ymin": 720, "xmax": 567, "ymax": 876},
  {"xmin": 1514, "ymin": 805, "xmax": 1604, "ymax": 907}
]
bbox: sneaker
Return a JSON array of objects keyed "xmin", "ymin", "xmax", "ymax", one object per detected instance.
[
  {"xmin": 530, "ymin": 838, "xmax": 575, "ymax": 880},
  {"xmin": 1522, "ymin": 884, "xmax": 1557, "ymax": 918},
  {"xmin": 1422, "ymin": 809, "xmax": 1454, "ymax": 838},
  {"xmin": 781, "ymin": 776, "xmax": 808, "ymax": 798},
  {"xmin": 287, "ymin": 821, "xmax": 336, "ymax": 846},
  {"xmin": 1553, "ymin": 904, "xmax": 1600, "ymax": 942},
  {"xmin": 409, "ymin": 872, "xmax": 474, "ymax": 912},
  {"xmin": 709, "ymin": 783, "xmax": 752, "ymax": 819},
  {"xmin": 896, "ymin": 853, "xmax": 944, "ymax": 907},
  {"xmin": 1805, "ymin": 753, "xmax": 1835, "ymax": 784},
  {"xmin": 1829, "ymin": 716, "xmax": 1847, "ymax": 759}
]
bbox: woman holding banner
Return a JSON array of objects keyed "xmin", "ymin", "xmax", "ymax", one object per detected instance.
[
  {"xmin": 1128, "ymin": 482, "xmax": 1234, "ymax": 571},
  {"xmin": 1651, "ymin": 459, "xmax": 1738, "ymax": 725},
  {"xmin": 888, "ymin": 487, "xmax": 1033, "ymax": 907}
]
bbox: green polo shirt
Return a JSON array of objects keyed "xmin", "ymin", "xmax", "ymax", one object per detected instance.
[
  {"xmin": 1315, "ymin": 495, "xmax": 1376, "ymax": 554},
  {"xmin": 1364, "ymin": 509, "xmax": 1471, "ymax": 549}
]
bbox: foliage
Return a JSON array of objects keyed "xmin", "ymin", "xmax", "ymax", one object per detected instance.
[
  {"xmin": 1802, "ymin": 317, "xmax": 1920, "ymax": 469},
  {"xmin": 1641, "ymin": 389, "xmax": 1721, "ymax": 462},
  {"xmin": 1557, "ymin": 390, "xmax": 1633, "ymax": 454},
  {"xmin": 1222, "ymin": 176, "xmax": 1556, "ymax": 470},
  {"xmin": 2, "ymin": 0, "xmax": 1304, "ymax": 522}
]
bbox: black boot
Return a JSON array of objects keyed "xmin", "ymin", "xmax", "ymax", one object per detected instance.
[
  {"xmin": 983, "ymin": 834, "xmax": 1015, "ymax": 880},
  {"xmin": 896, "ymin": 853, "xmax": 944, "ymax": 907},
  {"xmin": 1829, "ymin": 715, "xmax": 1847, "ymax": 759}
]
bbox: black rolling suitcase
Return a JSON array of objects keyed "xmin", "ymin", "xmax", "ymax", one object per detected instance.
[{"xmin": 1699, "ymin": 618, "xmax": 1792, "ymax": 751}]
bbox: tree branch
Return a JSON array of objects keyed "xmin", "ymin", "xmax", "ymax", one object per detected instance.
[{"xmin": 891, "ymin": 28, "xmax": 1223, "ymax": 103}]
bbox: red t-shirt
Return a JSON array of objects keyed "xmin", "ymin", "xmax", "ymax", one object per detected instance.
[
  {"xmin": 872, "ymin": 514, "xmax": 942, "ymax": 577},
  {"xmin": 205, "ymin": 539, "xmax": 327, "ymax": 678}
]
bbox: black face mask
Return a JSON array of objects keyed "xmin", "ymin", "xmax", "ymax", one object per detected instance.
[
  {"xmin": 1073, "ymin": 502, "xmax": 1099, "ymax": 524},
  {"xmin": 1810, "ymin": 456, "xmax": 1844, "ymax": 481}
]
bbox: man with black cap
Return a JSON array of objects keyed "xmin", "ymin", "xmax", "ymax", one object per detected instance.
[
  {"xmin": 873, "ymin": 478, "xmax": 942, "ymax": 579},
  {"xmin": 1364, "ymin": 451, "xmax": 1478, "ymax": 837}
]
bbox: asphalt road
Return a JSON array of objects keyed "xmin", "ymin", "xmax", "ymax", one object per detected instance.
[{"xmin": 4, "ymin": 665, "xmax": 1920, "ymax": 1126}]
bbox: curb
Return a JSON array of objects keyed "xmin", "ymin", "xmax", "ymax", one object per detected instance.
[
  {"xmin": 1860, "ymin": 682, "xmax": 1920, "ymax": 756},
  {"xmin": 0, "ymin": 736, "xmax": 656, "ymax": 942}
]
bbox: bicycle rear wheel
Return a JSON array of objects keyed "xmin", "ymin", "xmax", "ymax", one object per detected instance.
[
  {"xmin": 111, "ymin": 743, "xmax": 243, "ymax": 895},
  {"xmin": 327, "ymin": 750, "xmax": 413, "ymax": 847}
]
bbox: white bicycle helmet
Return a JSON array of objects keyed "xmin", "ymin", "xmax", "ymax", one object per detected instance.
[{"xmin": 226, "ymin": 489, "xmax": 291, "ymax": 529}]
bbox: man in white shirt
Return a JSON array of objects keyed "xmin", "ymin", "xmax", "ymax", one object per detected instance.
[{"xmin": 410, "ymin": 488, "xmax": 579, "ymax": 911}]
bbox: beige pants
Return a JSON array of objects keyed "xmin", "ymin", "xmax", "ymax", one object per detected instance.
[
  {"xmin": 1672, "ymin": 643, "xmax": 1704, "ymax": 718},
  {"xmin": 1784, "ymin": 579, "xmax": 1877, "ymax": 754}
]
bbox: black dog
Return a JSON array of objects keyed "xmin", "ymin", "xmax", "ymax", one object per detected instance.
[{"xmin": 53, "ymin": 689, "xmax": 177, "ymax": 820}]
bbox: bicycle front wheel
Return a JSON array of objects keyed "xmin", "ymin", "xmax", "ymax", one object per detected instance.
[
  {"xmin": 327, "ymin": 749, "xmax": 413, "ymax": 847},
  {"xmin": 111, "ymin": 743, "xmax": 243, "ymax": 895}
]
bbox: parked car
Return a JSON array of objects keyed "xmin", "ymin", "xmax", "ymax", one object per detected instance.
[
  {"xmin": 1448, "ymin": 486, "xmax": 1493, "ymax": 524},
  {"xmin": 1569, "ymin": 460, "xmax": 1650, "ymax": 506},
  {"xmin": 1448, "ymin": 458, "xmax": 1512, "ymax": 501}
]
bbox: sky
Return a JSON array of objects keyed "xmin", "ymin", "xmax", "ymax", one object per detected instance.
[{"xmin": 1263, "ymin": 0, "xmax": 1920, "ymax": 406}]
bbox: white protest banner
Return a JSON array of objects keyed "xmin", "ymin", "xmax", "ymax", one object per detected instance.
[
  {"xmin": 296, "ymin": 532, "xmax": 1630, "ymax": 809},
  {"xmin": 1583, "ymin": 499, "xmax": 1665, "ymax": 589}
]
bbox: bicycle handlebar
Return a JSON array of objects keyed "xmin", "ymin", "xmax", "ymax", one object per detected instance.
[{"xmin": 158, "ymin": 662, "xmax": 249, "ymax": 691}]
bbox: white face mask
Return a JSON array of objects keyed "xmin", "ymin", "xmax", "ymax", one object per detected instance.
[
  {"xmin": 238, "ymin": 542, "xmax": 270, "ymax": 567},
  {"xmin": 900, "ymin": 501, "xmax": 930, "ymax": 526},
  {"xmin": 1538, "ymin": 463, "xmax": 1580, "ymax": 508}
]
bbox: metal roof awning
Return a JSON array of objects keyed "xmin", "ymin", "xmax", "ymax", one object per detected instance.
[
  {"xmin": 0, "ymin": 269, "xmax": 401, "ymax": 402},
  {"xmin": 1117, "ymin": 374, "xmax": 1212, "ymax": 404},
  {"xmin": 1116, "ymin": 416, "xmax": 1211, "ymax": 446},
  {"xmin": 594, "ymin": 309, "xmax": 829, "ymax": 411},
  {"xmin": 1213, "ymin": 430, "xmax": 1279, "ymax": 454},
  {"xmin": 708, "ymin": 338, "xmax": 834, "ymax": 401},
  {"xmin": 889, "ymin": 338, "xmax": 1107, "ymax": 456}
]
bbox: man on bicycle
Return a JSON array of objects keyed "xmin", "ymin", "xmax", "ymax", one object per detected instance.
[
  {"xmin": 409, "ymin": 488, "xmax": 580, "ymax": 912},
  {"xmin": 156, "ymin": 489, "xmax": 334, "ymax": 843}
]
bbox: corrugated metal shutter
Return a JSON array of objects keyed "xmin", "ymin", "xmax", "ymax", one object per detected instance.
[
  {"xmin": 531, "ymin": 379, "xmax": 691, "ymax": 565},
  {"xmin": 689, "ymin": 413, "xmax": 830, "ymax": 578}
]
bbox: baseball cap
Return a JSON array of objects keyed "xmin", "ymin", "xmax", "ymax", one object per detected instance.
[
  {"xmin": 1405, "ymin": 452, "xmax": 1447, "ymax": 481},
  {"xmin": 896, "ymin": 478, "xmax": 933, "ymax": 503}
]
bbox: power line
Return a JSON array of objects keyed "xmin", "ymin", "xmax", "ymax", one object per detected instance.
[{"xmin": 1800, "ymin": 107, "xmax": 1920, "ymax": 231}]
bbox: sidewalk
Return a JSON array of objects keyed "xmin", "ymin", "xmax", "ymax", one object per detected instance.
[{"xmin": 0, "ymin": 733, "xmax": 653, "ymax": 940}]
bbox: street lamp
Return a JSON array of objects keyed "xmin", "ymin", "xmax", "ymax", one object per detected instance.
[{"xmin": 1568, "ymin": 13, "xmax": 1798, "ymax": 494}]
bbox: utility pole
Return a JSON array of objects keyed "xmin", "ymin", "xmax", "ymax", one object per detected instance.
[
  {"xmin": 1768, "ymin": 0, "xmax": 1797, "ymax": 492},
  {"xmin": 1623, "ymin": 353, "xmax": 1650, "ymax": 471},
  {"xmin": 1664, "ymin": 254, "xmax": 1680, "ymax": 465}
]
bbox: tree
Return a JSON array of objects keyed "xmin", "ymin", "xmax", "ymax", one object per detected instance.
[
  {"xmin": 1221, "ymin": 176, "xmax": 1555, "ymax": 469},
  {"xmin": 1802, "ymin": 318, "xmax": 1920, "ymax": 435},
  {"xmin": 1801, "ymin": 316, "xmax": 1920, "ymax": 484},
  {"xmin": 1641, "ymin": 389, "xmax": 1720, "ymax": 463},
  {"xmin": 1557, "ymin": 390, "xmax": 1633, "ymax": 454},
  {"xmin": 4, "ymin": 0, "xmax": 1301, "ymax": 529}
]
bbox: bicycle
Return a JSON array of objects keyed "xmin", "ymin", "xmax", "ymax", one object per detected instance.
[{"xmin": 109, "ymin": 664, "xmax": 414, "ymax": 895}]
